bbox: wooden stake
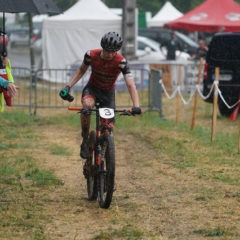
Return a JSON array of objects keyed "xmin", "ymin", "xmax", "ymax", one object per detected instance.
[
  {"xmin": 191, "ymin": 58, "xmax": 204, "ymax": 130},
  {"xmin": 211, "ymin": 67, "xmax": 220, "ymax": 142},
  {"xmin": 176, "ymin": 65, "xmax": 182, "ymax": 123}
]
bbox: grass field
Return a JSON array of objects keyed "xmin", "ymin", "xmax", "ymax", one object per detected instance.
[{"xmin": 1, "ymin": 97, "xmax": 240, "ymax": 239}]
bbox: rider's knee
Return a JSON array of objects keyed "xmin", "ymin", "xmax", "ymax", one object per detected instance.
[{"xmin": 82, "ymin": 95, "xmax": 95, "ymax": 108}]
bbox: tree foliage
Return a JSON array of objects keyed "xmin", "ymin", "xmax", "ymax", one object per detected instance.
[
  {"xmin": 53, "ymin": 0, "xmax": 240, "ymax": 15},
  {"xmin": 105, "ymin": 0, "xmax": 240, "ymax": 15},
  {"xmin": 104, "ymin": 0, "xmax": 205, "ymax": 14},
  {"xmin": 53, "ymin": 0, "xmax": 77, "ymax": 12}
]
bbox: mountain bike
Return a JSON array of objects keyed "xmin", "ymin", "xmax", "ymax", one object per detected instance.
[{"xmin": 68, "ymin": 103, "xmax": 133, "ymax": 209}]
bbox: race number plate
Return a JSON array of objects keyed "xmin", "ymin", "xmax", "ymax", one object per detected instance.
[{"xmin": 99, "ymin": 108, "xmax": 115, "ymax": 119}]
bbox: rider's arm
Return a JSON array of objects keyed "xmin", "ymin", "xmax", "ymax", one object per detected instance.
[
  {"xmin": 67, "ymin": 51, "xmax": 90, "ymax": 88},
  {"xmin": 0, "ymin": 76, "xmax": 8, "ymax": 88},
  {"xmin": 68, "ymin": 64, "xmax": 89, "ymax": 88},
  {"xmin": 124, "ymin": 74, "xmax": 140, "ymax": 107},
  {"xmin": 119, "ymin": 59, "xmax": 140, "ymax": 107}
]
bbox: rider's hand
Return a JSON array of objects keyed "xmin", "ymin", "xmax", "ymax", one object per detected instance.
[
  {"xmin": 59, "ymin": 85, "xmax": 74, "ymax": 102},
  {"xmin": 6, "ymin": 83, "xmax": 18, "ymax": 97},
  {"xmin": 131, "ymin": 107, "xmax": 142, "ymax": 115}
]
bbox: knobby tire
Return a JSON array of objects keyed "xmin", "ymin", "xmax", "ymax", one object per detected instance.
[
  {"xmin": 87, "ymin": 130, "xmax": 97, "ymax": 200},
  {"xmin": 98, "ymin": 133, "xmax": 115, "ymax": 209}
]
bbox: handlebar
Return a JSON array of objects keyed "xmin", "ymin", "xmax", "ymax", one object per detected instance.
[
  {"xmin": 68, "ymin": 106, "xmax": 82, "ymax": 111},
  {"xmin": 68, "ymin": 106, "xmax": 134, "ymax": 115}
]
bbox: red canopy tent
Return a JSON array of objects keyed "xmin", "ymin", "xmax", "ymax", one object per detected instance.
[{"xmin": 165, "ymin": 0, "xmax": 240, "ymax": 32}]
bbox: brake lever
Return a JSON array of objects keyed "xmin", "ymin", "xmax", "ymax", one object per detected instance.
[
  {"xmin": 120, "ymin": 110, "xmax": 132, "ymax": 116},
  {"xmin": 81, "ymin": 108, "xmax": 92, "ymax": 115}
]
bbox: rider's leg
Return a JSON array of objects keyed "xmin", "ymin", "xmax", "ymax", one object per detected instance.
[{"xmin": 80, "ymin": 95, "xmax": 95, "ymax": 159}]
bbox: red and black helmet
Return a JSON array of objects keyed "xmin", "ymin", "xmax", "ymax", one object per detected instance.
[{"xmin": 101, "ymin": 32, "xmax": 123, "ymax": 52}]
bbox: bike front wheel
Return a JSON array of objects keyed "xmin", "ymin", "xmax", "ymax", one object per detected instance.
[
  {"xmin": 86, "ymin": 130, "xmax": 97, "ymax": 201},
  {"xmin": 98, "ymin": 133, "xmax": 115, "ymax": 209}
]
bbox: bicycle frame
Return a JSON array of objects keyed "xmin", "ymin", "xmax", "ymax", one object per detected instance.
[{"xmin": 68, "ymin": 103, "xmax": 113, "ymax": 165}]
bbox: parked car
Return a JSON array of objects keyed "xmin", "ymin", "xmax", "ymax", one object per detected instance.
[
  {"xmin": 202, "ymin": 32, "xmax": 240, "ymax": 116},
  {"xmin": 139, "ymin": 28, "xmax": 199, "ymax": 55},
  {"xmin": 136, "ymin": 36, "xmax": 190, "ymax": 62},
  {"xmin": 9, "ymin": 27, "xmax": 40, "ymax": 48},
  {"xmin": 9, "ymin": 27, "xmax": 29, "ymax": 47},
  {"xmin": 6, "ymin": 24, "xmax": 22, "ymax": 37}
]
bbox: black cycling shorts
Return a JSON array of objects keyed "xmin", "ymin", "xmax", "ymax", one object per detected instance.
[{"xmin": 82, "ymin": 83, "xmax": 115, "ymax": 109}]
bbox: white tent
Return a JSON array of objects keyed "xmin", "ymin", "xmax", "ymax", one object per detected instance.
[
  {"xmin": 42, "ymin": 0, "xmax": 121, "ymax": 70},
  {"xmin": 147, "ymin": 2, "xmax": 183, "ymax": 28}
]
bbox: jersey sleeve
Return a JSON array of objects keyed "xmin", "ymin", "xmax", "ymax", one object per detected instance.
[
  {"xmin": 83, "ymin": 50, "xmax": 91, "ymax": 65},
  {"xmin": 119, "ymin": 58, "xmax": 131, "ymax": 75},
  {"xmin": 0, "ymin": 76, "xmax": 8, "ymax": 89}
]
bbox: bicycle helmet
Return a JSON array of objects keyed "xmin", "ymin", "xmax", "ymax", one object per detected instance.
[{"xmin": 100, "ymin": 32, "xmax": 123, "ymax": 52}]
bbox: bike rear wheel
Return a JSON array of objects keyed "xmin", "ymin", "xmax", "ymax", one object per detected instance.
[
  {"xmin": 86, "ymin": 131, "xmax": 97, "ymax": 200},
  {"xmin": 98, "ymin": 133, "xmax": 115, "ymax": 209}
]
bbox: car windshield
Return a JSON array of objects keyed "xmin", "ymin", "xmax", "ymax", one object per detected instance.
[
  {"xmin": 210, "ymin": 35, "xmax": 240, "ymax": 61},
  {"xmin": 139, "ymin": 37, "xmax": 160, "ymax": 50},
  {"xmin": 175, "ymin": 32, "xmax": 199, "ymax": 47}
]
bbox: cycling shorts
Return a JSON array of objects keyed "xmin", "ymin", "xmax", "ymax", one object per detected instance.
[{"xmin": 82, "ymin": 83, "xmax": 115, "ymax": 109}]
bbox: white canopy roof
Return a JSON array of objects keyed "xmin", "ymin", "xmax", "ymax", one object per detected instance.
[
  {"xmin": 148, "ymin": 1, "xmax": 183, "ymax": 28},
  {"xmin": 51, "ymin": 0, "xmax": 121, "ymax": 21},
  {"xmin": 42, "ymin": 0, "xmax": 121, "ymax": 71}
]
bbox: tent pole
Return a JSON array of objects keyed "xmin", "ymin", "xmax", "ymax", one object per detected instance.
[
  {"xmin": 28, "ymin": 13, "xmax": 35, "ymax": 69},
  {"xmin": 28, "ymin": 13, "xmax": 36, "ymax": 115},
  {"xmin": 2, "ymin": 12, "xmax": 6, "ymax": 57}
]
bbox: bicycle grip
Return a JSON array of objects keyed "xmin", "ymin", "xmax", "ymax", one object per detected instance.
[
  {"xmin": 60, "ymin": 90, "xmax": 74, "ymax": 102},
  {"xmin": 60, "ymin": 89, "xmax": 68, "ymax": 97},
  {"xmin": 68, "ymin": 106, "xmax": 82, "ymax": 111}
]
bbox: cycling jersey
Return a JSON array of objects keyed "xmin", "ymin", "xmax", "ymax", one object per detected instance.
[{"xmin": 83, "ymin": 49, "xmax": 131, "ymax": 90}]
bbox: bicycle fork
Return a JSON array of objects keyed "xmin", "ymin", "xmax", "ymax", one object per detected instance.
[{"xmin": 94, "ymin": 106, "xmax": 104, "ymax": 174}]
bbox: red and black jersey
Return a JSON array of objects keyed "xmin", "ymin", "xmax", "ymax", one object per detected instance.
[{"xmin": 83, "ymin": 49, "xmax": 131, "ymax": 90}]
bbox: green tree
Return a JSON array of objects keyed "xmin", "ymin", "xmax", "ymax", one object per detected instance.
[
  {"xmin": 54, "ymin": 0, "xmax": 240, "ymax": 15},
  {"xmin": 53, "ymin": 0, "xmax": 77, "ymax": 12},
  {"xmin": 104, "ymin": 0, "xmax": 240, "ymax": 15}
]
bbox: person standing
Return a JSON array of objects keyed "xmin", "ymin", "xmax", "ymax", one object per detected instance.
[
  {"xmin": 0, "ymin": 32, "xmax": 16, "ymax": 112},
  {"xmin": 160, "ymin": 31, "xmax": 182, "ymax": 60},
  {"xmin": 190, "ymin": 39, "xmax": 208, "ymax": 60}
]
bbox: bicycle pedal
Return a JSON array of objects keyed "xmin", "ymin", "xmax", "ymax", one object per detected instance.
[
  {"xmin": 83, "ymin": 165, "xmax": 90, "ymax": 179},
  {"xmin": 83, "ymin": 170, "xmax": 88, "ymax": 179}
]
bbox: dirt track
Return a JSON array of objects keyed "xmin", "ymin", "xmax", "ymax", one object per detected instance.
[{"xmin": 32, "ymin": 123, "xmax": 239, "ymax": 240}]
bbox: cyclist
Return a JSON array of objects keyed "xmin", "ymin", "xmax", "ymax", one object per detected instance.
[
  {"xmin": 60, "ymin": 32, "xmax": 141, "ymax": 159},
  {"xmin": 0, "ymin": 32, "xmax": 16, "ymax": 111}
]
